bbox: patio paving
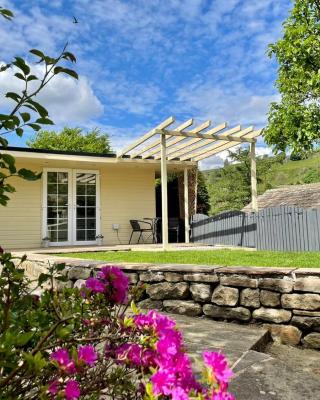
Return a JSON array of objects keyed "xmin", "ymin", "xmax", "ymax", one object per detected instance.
[{"xmin": 171, "ymin": 314, "xmax": 320, "ymax": 400}]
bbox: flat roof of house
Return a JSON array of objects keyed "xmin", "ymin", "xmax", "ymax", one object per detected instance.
[
  {"xmin": 5, "ymin": 146, "xmax": 118, "ymax": 158},
  {"xmin": 3, "ymin": 146, "xmax": 196, "ymax": 167}
]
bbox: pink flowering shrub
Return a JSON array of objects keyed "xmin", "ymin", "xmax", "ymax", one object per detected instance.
[{"xmin": 0, "ymin": 259, "xmax": 234, "ymax": 400}]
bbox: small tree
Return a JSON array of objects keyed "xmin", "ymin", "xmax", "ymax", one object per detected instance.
[
  {"xmin": 27, "ymin": 127, "xmax": 111, "ymax": 154},
  {"xmin": 264, "ymin": 0, "xmax": 320, "ymax": 154}
]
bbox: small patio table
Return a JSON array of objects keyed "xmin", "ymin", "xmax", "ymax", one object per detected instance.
[{"xmin": 144, "ymin": 217, "xmax": 161, "ymax": 243}]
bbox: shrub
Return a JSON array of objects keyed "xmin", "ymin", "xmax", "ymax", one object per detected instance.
[{"xmin": 0, "ymin": 249, "xmax": 234, "ymax": 399}]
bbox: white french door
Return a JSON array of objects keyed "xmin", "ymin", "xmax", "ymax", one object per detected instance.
[{"xmin": 43, "ymin": 169, "xmax": 100, "ymax": 246}]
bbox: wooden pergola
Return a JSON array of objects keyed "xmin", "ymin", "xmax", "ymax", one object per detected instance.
[{"xmin": 118, "ymin": 116, "xmax": 262, "ymax": 249}]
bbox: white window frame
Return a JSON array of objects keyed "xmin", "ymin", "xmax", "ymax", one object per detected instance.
[
  {"xmin": 72, "ymin": 169, "xmax": 101, "ymax": 246},
  {"xmin": 42, "ymin": 168, "xmax": 101, "ymax": 246}
]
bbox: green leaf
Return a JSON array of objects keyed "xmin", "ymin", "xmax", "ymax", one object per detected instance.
[
  {"xmin": 20, "ymin": 112, "xmax": 31, "ymax": 123},
  {"xmin": 56, "ymin": 325, "xmax": 73, "ymax": 339},
  {"xmin": 5, "ymin": 92, "xmax": 21, "ymax": 103},
  {"xmin": 38, "ymin": 273, "xmax": 50, "ymax": 285},
  {"xmin": 18, "ymin": 168, "xmax": 42, "ymax": 181},
  {"xmin": 55, "ymin": 263, "xmax": 66, "ymax": 271},
  {"xmin": 0, "ymin": 137, "xmax": 8, "ymax": 147},
  {"xmin": 35, "ymin": 117, "xmax": 54, "ymax": 125},
  {"xmin": 16, "ymin": 127, "xmax": 23, "ymax": 137},
  {"xmin": 29, "ymin": 49, "xmax": 45, "ymax": 59},
  {"xmin": 62, "ymin": 51, "xmax": 77, "ymax": 63},
  {"xmin": 0, "ymin": 8, "xmax": 14, "ymax": 20},
  {"xmin": 2, "ymin": 153, "xmax": 15, "ymax": 169},
  {"xmin": 54, "ymin": 66, "xmax": 78, "ymax": 79},
  {"xmin": 0, "ymin": 63, "xmax": 10, "ymax": 72},
  {"xmin": 27, "ymin": 74, "xmax": 38, "ymax": 81},
  {"xmin": 14, "ymin": 72, "xmax": 26, "ymax": 81},
  {"xmin": 13, "ymin": 57, "xmax": 30, "ymax": 75},
  {"xmin": 27, "ymin": 123, "xmax": 41, "ymax": 131},
  {"xmin": 26, "ymin": 99, "xmax": 48, "ymax": 118},
  {"xmin": 16, "ymin": 332, "xmax": 34, "ymax": 346}
]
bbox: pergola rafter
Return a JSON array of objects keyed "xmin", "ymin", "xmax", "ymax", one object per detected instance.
[{"xmin": 117, "ymin": 116, "xmax": 263, "ymax": 249}]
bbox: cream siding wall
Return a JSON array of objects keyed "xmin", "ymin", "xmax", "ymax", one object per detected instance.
[
  {"xmin": 0, "ymin": 162, "xmax": 42, "ymax": 249},
  {"xmin": 0, "ymin": 160, "xmax": 156, "ymax": 249},
  {"xmin": 100, "ymin": 166, "xmax": 156, "ymax": 245}
]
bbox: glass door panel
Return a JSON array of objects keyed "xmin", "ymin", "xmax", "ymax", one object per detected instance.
[
  {"xmin": 46, "ymin": 171, "xmax": 70, "ymax": 244},
  {"xmin": 75, "ymin": 173, "xmax": 97, "ymax": 242}
]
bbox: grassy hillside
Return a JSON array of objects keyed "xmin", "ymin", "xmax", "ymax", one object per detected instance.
[
  {"xmin": 267, "ymin": 152, "xmax": 320, "ymax": 186},
  {"xmin": 203, "ymin": 151, "xmax": 320, "ymax": 215}
]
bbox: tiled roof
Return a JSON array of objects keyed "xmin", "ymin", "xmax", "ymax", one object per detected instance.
[{"xmin": 243, "ymin": 183, "xmax": 320, "ymax": 212}]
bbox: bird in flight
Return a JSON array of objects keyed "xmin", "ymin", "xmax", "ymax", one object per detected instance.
[{"xmin": 73, "ymin": 16, "xmax": 78, "ymax": 24}]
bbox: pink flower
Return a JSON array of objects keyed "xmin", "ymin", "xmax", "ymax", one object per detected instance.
[
  {"xmin": 212, "ymin": 392, "xmax": 235, "ymax": 400},
  {"xmin": 171, "ymin": 386, "xmax": 189, "ymax": 400},
  {"xmin": 48, "ymin": 380, "xmax": 59, "ymax": 395},
  {"xmin": 85, "ymin": 277, "xmax": 105, "ymax": 293},
  {"xmin": 151, "ymin": 369, "xmax": 177, "ymax": 396},
  {"xmin": 203, "ymin": 352, "xmax": 233, "ymax": 384},
  {"xmin": 65, "ymin": 380, "xmax": 80, "ymax": 400},
  {"xmin": 157, "ymin": 329, "xmax": 182, "ymax": 358},
  {"xmin": 78, "ymin": 345, "xmax": 98, "ymax": 366},
  {"xmin": 97, "ymin": 266, "xmax": 129, "ymax": 303},
  {"xmin": 51, "ymin": 348, "xmax": 76, "ymax": 374}
]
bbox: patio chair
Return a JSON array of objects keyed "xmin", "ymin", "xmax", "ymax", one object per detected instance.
[
  {"xmin": 168, "ymin": 217, "xmax": 180, "ymax": 243},
  {"xmin": 129, "ymin": 219, "xmax": 154, "ymax": 244}
]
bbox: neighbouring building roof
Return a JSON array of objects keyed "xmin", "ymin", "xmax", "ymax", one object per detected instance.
[{"xmin": 243, "ymin": 183, "xmax": 320, "ymax": 212}]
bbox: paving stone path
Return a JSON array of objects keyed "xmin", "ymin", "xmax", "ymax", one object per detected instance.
[{"xmin": 172, "ymin": 314, "xmax": 320, "ymax": 400}]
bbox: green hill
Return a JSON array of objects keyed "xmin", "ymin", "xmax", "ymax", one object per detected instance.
[{"xmin": 202, "ymin": 150, "xmax": 320, "ymax": 215}]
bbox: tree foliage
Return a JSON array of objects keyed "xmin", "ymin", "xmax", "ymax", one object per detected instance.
[
  {"xmin": 0, "ymin": 8, "xmax": 78, "ymax": 205},
  {"xmin": 264, "ymin": 0, "xmax": 320, "ymax": 154},
  {"xmin": 205, "ymin": 148, "xmax": 285, "ymax": 215},
  {"xmin": 27, "ymin": 127, "xmax": 112, "ymax": 154},
  {"xmin": 196, "ymin": 171, "xmax": 210, "ymax": 215}
]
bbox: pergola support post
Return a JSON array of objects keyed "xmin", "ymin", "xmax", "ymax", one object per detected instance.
[
  {"xmin": 184, "ymin": 168, "xmax": 190, "ymax": 243},
  {"xmin": 250, "ymin": 141, "xmax": 258, "ymax": 212},
  {"xmin": 161, "ymin": 133, "xmax": 169, "ymax": 250}
]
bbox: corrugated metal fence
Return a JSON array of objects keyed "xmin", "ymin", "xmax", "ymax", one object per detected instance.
[{"xmin": 190, "ymin": 206, "xmax": 320, "ymax": 251}]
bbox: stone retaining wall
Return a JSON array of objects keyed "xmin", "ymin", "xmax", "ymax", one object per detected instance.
[{"xmin": 23, "ymin": 256, "xmax": 320, "ymax": 350}]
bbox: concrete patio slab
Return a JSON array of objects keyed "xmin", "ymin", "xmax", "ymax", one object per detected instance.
[
  {"xmin": 170, "ymin": 314, "xmax": 320, "ymax": 400},
  {"xmin": 169, "ymin": 314, "xmax": 269, "ymax": 370}
]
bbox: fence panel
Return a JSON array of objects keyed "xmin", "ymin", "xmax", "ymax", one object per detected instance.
[
  {"xmin": 190, "ymin": 211, "xmax": 256, "ymax": 248},
  {"xmin": 190, "ymin": 206, "xmax": 320, "ymax": 251}
]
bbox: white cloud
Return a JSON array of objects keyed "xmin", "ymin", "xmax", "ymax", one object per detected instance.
[
  {"xmin": 0, "ymin": 63, "xmax": 103, "ymax": 125},
  {"xmin": 175, "ymin": 81, "xmax": 280, "ymax": 127},
  {"xmin": 99, "ymin": 76, "xmax": 163, "ymax": 116}
]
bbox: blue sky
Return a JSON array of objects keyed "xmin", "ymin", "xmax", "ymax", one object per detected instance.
[{"xmin": 1, "ymin": 0, "xmax": 292, "ymax": 168}]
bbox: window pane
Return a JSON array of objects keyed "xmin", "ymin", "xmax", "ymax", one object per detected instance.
[
  {"xmin": 48, "ymin": 184, "xmax": 57, "ymax": 194},
  {"xmin": 57, "ymin": 195, "xmax": 68, "ymax": 207},
  {"xmin": 49, "ymin": 230, "xmax": 58, "ymax": 242},
  {"xmin": 76, "ymin": 219, "xmax": 86, "ymax": 229},
  {"xmin": 87, "ymin": 230, "xmax": 96, "ymax": 241},
  {"xmin": 58, "ymin": 231, "xmax": 68, "ymax": 241},
  {"xmin": 87, "ymin": 208, "xmax": 96, "ymax": 218},
  {"xmin": 76, "ymin": 196, "xmax": 86, "ymax": 207},
  {"xmin": 86, "ymin": 185, "xmax": 96, "ymax": 195},
  {"xmin": 86, "ymin": 196, "xmax": 96, "ymax": 207},
  {"xmin": 87, "ymin": 219, "xmax": 96, "ymax": 229},
  {"xmin": 76, "ymin": 230, "xmax": 85, "ymax": 241},
  {"xmin": 47, "ymin": 194, "xmax": 57, "ymax": 206},
  {"xmin": 77, "ymin": 208, "xmax": 86, "ymax": 218},
  {"xmin": 58, "ymin": 172, "xmax": 68, "ymax": 184},
  {"xmin": 58, "ymin": 184, "xmax": 68, "ymax": 195},
  {"xmin": 47, "ymin": 172, "xmax": 57, "ymax": 183},
  {"xmin": 77, "ymin": 185, "xmax": 85, "ymax": 195},
  {"xmin": 47, "ymin": 207, "xmax": 58, "ymax": 219}
]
